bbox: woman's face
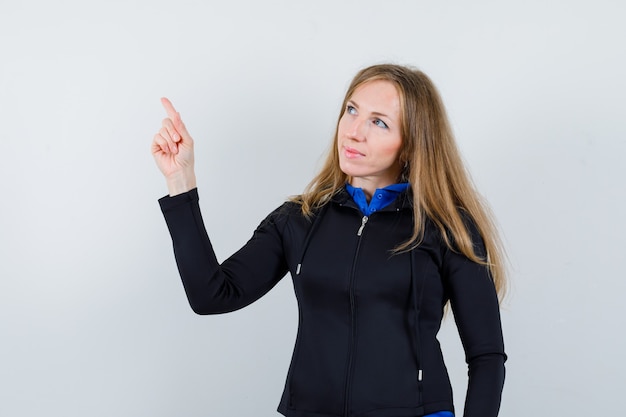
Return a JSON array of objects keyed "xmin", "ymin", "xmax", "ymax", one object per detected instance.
[{"xmin": 337, "ymin": 79, "xmax": 403, "ymax": 191}]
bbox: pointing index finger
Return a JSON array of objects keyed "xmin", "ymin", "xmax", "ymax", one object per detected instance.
[
  {"xmin": 161, "ymin": 97, "xmax": 179, "ymax": 121},
  {"xmin": 160, "ymin": 96, "xmax": 192, "ymax": 142}
]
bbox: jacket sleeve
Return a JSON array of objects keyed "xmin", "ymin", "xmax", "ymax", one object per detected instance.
[
  {"xmin": 441, "ymin": 222, "xmax": 506, "ymax": 417},
  {"xmin": 159, "ymin": 188, "xmax": 289, "ymax": 314}
]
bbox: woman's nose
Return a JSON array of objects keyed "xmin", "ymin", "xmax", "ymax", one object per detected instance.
[{"xmin": 347, "ymin": 117, "xmax": 366, "ymax": 141}]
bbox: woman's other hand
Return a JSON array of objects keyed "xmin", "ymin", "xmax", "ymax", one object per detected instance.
[{"xmin": 152, "ymin": 97, "xmax": 197, "ymax": 196}]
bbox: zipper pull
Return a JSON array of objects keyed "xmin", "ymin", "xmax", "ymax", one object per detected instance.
[{"xmin": 357, "ymin": 216, "xmax": 369, "ymax": 236}]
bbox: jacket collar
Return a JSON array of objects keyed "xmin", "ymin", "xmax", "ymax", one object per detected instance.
[{"xmin": 331, "ymin": 185, "xmax": 414, "ymax": 213}]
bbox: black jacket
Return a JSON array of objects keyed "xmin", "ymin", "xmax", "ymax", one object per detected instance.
[{"xmin": 159, "ymin": 188, "xmax": 506, "ymax": 417}]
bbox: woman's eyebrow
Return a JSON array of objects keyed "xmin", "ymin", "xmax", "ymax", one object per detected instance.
[{"xmin": 348, "ymin": 99, "xmax": 391, "ymax": 119}]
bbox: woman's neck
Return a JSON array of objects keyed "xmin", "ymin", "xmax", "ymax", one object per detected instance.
[{"xmin": 349, "ymin": 178, "xmax": 395, "ymax": 202}]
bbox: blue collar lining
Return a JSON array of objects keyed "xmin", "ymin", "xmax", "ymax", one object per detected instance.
[{"xmin": 345, "ymin": 183, "xmax": 409, "ymax": 216}]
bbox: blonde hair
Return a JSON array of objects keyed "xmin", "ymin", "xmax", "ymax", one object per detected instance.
[{"xmin": 292, "ymin": 64, "xmax": 507, "ymax": 299}]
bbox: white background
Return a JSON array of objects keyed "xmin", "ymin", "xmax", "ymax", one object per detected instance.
[{"xmin": 1, "ymin": 0, "xmax": 624, "ymax": 416}]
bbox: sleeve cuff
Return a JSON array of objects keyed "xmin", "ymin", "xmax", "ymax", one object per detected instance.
[{"xmin": 158, "ymin": 188, "xmax": 199, "ymax": 212}]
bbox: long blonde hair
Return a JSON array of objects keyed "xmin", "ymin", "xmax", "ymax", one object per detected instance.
[{"xmin": 292, "ymin": 64, "xmax": 507, "ymax": 299}]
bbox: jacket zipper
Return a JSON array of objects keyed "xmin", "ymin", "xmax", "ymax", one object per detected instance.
[
  {"xmin": 356, "ymin": 216, "xmax": 368, "ymax": 236},
  {"xmin": 343, "ymin": 214, "xmax": 368, "ymax": 417}
]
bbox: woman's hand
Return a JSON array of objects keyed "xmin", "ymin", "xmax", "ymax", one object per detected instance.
[{"xmin": 152, "ymin": 97, "xmax": 197, "ymax": 196}]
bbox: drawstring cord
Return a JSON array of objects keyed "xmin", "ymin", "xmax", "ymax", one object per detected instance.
[
  {"xmin": 410, "ymin": 247, "xmax": 426, "ymax": 403},
  {"xmin": 295, "ymin": 203, "xmax": 330, "ymax": 276}
]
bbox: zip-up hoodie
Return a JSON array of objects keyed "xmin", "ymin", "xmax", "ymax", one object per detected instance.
[{"xmin": 159, "ymin": 187, "xmax": 506, "ymax": 417}]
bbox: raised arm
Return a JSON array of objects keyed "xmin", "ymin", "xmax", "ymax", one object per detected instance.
[
  {"xmin": 159, "ymin": 190, "xmax": 289, "ymax": 314},
  {"xmin": 153, "ymin": 98, "xmax": 290, "ymax": 314}
]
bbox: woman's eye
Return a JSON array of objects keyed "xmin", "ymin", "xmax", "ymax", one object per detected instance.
[
  {"xmin": 374, "ymin": 119, "xmax": 389, "ymax": 129},
  {"xmin": 346, "ymin": 105, "xmax": 357, "ymax": 115}
]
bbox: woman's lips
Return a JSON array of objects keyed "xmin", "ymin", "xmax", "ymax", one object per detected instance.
[{"xmin": 344, "ymin": 146, "xmax": 365, "ymax": 159}]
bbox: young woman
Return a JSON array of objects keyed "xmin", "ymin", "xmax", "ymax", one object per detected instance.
[{"xmin": 152, "ymin": 64, "xmax": 507, "ymax": 417}]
